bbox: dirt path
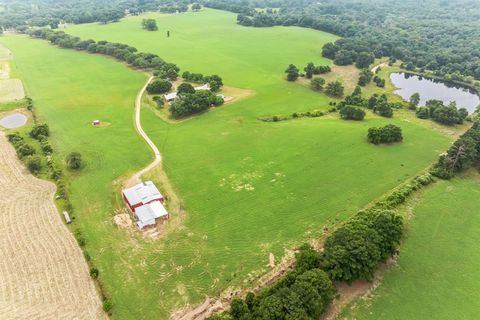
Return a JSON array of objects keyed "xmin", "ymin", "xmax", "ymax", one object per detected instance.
[
  {"xmin": 0, "ymin": 132, "xmax": 105, "ymax": 319},
  {"xmin": 126, "ymin": 76, "xmax": 161, "ymax": 186},
  {"xmin": 371, "ymin": 62, "xmax": 388, "ymax": 73}
]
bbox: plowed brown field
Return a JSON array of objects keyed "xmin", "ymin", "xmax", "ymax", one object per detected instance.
[{"xmin": 0, "ymin": 132, "xmax": 104, "ymax": 319}]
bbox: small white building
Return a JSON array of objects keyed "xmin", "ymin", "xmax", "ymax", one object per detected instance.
[
  {"xmin": 134, "ymin": 201, "xmax": 169, "ymax": 229},
  {"xmin": 164, "ymin": 92, "xmax": 177, "ymax": 102},
  {"xmin": 194, "ymin": 83, "xmax": 211, "ymax": 91}
]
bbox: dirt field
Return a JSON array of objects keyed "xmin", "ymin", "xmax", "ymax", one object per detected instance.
[
  {"xmin": 0, "ymin": 79, "xmax": 25, "ymax": 102},
  {"xmin": 0, "ymin": 132, "xmax": 105, "ymax": 319}
]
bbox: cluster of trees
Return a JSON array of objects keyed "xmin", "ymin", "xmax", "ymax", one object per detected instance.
[
  {"xmin": 358, "ymin": 69, "xmax": 373, "ymax": 86},
  {"xmin": 285, "ymin": 64, "xmax": 331, "ymax": 81},
  {"xmin": 373, "ymin": 76, "xmax": 385, "ymax": 88},
  {"xmin": 170, "ymin": 90, "xmax": 223, "ymax": 118},
  {"xmin": 431, "ymin": 121, "xmax": 480, "ymax": 179},
  {"xmin": 339, "ymin": 105, "xmax": 365, "ymax": 121},
  {"xmin": 324, "ymin": 80, "xmax": 344, "ymax": 98},
  {"xmin": 28, "ymin": 29, "xmax": 174, "ymax": 71},
  {"xmin": 6, "ymin": 123, "xmax": 51, "ymax": 174},
  {"xmin": 323, "ymin": 209, "xmax": 403, "ymax": 282},
  {"xmin": 303, "ymin": 63, "xmax": 331, "ymax": 79},
  {"xmin": 368, "ymin": 124, "xmax": 403, "ymax": 145},
  {"xmin": 141, "ymin": 18, "xmax": 158, "ymax": 31},
  {"xmin": 416, "ymin": 100, "xmax": 469, "ymax": 126},
  {"xmin": 335, "ymin": 87, "xmax": 404, "ymax": 121},
  {"xmin": 146, "ymin": 79, "xmax": 172, "ymax": 94},
  {"xmin": 204, "ymin": 0, "xmax": 480, "ymax": 82},
  {"xmin": 158, "ymin": 0, "xmax": 189, "ymax": 14},
  {"xmin": 367, "ymin": 94, "xmax": 398, "ymax": 118},
  {"xmin": 182, "ymin": 72, "xmax": 224, "ymax": 91}
]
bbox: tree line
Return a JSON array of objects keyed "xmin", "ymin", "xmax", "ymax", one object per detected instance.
[
  {"xmin": 27, "ymin": 28, "xmax": 176, "ymax": 71},
  {"xmin": 204, "ymin": 0, "xmax": 480, "ymax": 83},
  {"xmin": 431, "ymin": 121, "xmax": 480, "ymax": 179}
]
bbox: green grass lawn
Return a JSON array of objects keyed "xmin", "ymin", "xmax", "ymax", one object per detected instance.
[
  {"xmin": 1, "ymin": 9, "xmax": 456, "ymax": 320},
  {"xmin": 340, "ymin": 174, "xmax": 480, "ymax": 320}
]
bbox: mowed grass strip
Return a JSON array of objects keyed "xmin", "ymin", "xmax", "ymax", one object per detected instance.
[
  {"xmin": 340, "ymin": 174, "xmax": 480, "ymax": 320},
  {"xmin": 3, "ymin": 10, "xmax": 456, "ymax": 319}
]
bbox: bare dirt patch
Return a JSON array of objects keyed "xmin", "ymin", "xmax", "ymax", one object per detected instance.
[
  {"xmin": 0, "ymin": 79, "xmax": 25, "ymax": 102},
  {"xmin": 0, "ymin": 132, "xmax": 104, "ymax": 319},
  {"xmin": 321, "ymin": 65, "xmax": 360, "ymax": 95},
  {"xmin": 0, "ymin": 61, "xmax": 11, "ymax": 79}
]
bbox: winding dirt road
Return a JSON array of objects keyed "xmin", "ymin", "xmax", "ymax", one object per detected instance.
[{"xmin": 128, "ymin": 76, "xmax": 161, "ymax": 185}]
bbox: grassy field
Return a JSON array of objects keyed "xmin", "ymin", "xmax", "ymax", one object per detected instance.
[
  {"xmin": 1, "ymin": 9, "xmax": 457, "ymax": 320},
  {"xmin": 340, "ymin": 173, "xmax": 480, "ymax": 320}
]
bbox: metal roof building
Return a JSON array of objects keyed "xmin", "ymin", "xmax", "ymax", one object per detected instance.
[
  {"xmin": 134, "ymin": 201, "xmax": 169, "ymax": 229},
  {"xmin": 122, "ymin": 181, "xmax": 164, "ymax": 211}
]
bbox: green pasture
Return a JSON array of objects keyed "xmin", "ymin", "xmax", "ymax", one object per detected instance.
[
  {"xmin": 341, "ymin": 174, "xmax": 480, "ymax": 320},
  {"xmin": 1, "ymin": 9, "xmax": 455, "ymax": 319}
]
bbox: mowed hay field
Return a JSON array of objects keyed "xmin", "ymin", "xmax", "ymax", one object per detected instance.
[
  {"xmin": 340, "ymin": 174, "xmax": 480, "ymax": 320},
  {"xmin": 0, "ymin": 133, "xmax": 104, "ymax": 319},
  {"xmin": 2, "ymin": 9, "xmax": 456, "ymax": 319}
]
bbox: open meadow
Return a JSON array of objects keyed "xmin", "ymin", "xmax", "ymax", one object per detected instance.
[
  {"xmin": 340, "ymin": 173, "xmax": 480, "ymax": 320},
  {"xmin": 0, "ymin": 9, "xmax": 458, "ymax": 319}
]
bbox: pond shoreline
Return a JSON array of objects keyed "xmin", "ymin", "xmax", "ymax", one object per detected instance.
[{"xmin": 390, "ymin": 72, "xmax": 480, "ymax": 113}]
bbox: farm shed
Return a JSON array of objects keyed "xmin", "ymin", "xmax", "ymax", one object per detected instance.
[
  {"xmin": 122, "ymin": 181, "xmax": 164, "ymax": 211},
  {"xmin": 134, "ymin": 201, "xmax": 169, "ymax": 229},
  {"xmin": 195, "ymin": 83, "xmax": 211, "ymax": 91},
  {"xmin": 164, "ymin": 92, "xmax": 177, "ymax": 102}
]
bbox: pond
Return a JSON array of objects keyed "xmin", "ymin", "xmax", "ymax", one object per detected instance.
[
  {"xmin": 390, "ymin": 73, "xmax": 480, "ymax": 113},
  {"xmin": 0, "ymin": 113, "xmax": 27, "ymax": 129}
]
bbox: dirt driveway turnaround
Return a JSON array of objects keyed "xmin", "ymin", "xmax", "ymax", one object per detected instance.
[{"xmin": 0, "ymin": 132, "xmax": 104, "ymax": 319}]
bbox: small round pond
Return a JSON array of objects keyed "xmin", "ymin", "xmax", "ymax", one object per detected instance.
[
  {"xmin": 390, "ymin": 72, "xmax": 480, "ymax": 113},
  {"xmin": 0, "ymin": 113, "xmax": 28, "ymax": 129}
]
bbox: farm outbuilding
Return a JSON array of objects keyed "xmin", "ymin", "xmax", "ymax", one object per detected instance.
[
  {"xmin": 164, "ymin": 92, "xmax": 177, "ymax": 102},
  {"xmin": 134, "ymin": 201, "xmax": 169, "ymax": 229},
  {"xmin": 122, "ymin": 181, "xmax": 164, "ymax": 211},
  {"xmin": 195, "ymin": 83, "xmax": 211, "ymax": 91},
  {"xmin": 122, "ymin": 181, "xmax": 168, "ymax": 229}
]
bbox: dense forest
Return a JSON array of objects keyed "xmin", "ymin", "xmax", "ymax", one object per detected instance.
[
  {"xmin": 203, "ymin": 0, "xmax": 480, "ymax": 82},
  {"xmin": 3, "ymin": 0, "xmax": 479, "ymax": 83},
  {"xmin": 0, "ymin": 0, "xmax": 192, "ymax": 28}
]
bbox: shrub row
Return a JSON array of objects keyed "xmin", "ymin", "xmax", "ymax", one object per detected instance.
[
  {"xmin": 374, "ymin": 173, "xmax": 434, "ymax": 209},
  {"xmin": 257, "ymin": 109, "xmax": 331, "ymax": 122},
  {"xmin": 431, "ymin": 121, "xmax": 480, "ymax": 179}
]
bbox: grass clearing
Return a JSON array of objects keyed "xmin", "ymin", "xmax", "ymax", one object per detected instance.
[
  {"xmin": 340, "ymin": 172, "xmax": 480, "ymax": 320},
  {"xmin": 2, "ymin": 9, "xmax": 457, "ymax": 319}
]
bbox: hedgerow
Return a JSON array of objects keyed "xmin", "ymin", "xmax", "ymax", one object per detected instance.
[{"xmin": 431, "ymin": 121, "xmax": 480, "ymax": 179}]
